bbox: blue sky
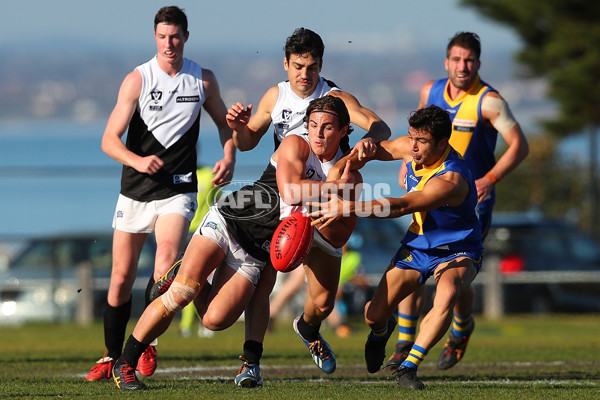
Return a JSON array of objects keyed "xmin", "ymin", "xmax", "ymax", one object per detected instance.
[{"xmin": 3, "ymin": 0, "xmax": 519, "ymax": 55}]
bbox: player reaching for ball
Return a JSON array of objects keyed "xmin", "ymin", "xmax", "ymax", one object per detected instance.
[
  {"xmin": 310, "ymin": 105, "xmax": 483, "ymax": 390},
  {"xmin": 226, "ymin": 28, "xmax": 388, "ymax": 386},
  {"xmin": 386, "ymin": 32, "xmax": 529, "ymax": 373},
  {"xmin": 111, "ymin": 95, "xmax": 360, "ymax": 390}
]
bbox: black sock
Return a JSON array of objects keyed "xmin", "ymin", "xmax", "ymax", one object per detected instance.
[
  {"xmin": 121, "ymin": 335, "xmax": 148, "ymax": 369},
  {"xmin": 242, "ymin": 340, "xmax": 263, "ymax": 365},
  {"xmin": 297, "ymin": 314, "xmax": 321, "ymax": 342},
  {"xmin": 104, "ymin": 296, "xmax": 132, "ymax": 360}
]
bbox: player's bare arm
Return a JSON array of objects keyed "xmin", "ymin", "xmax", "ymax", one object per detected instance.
[
  {"xmin": 228, "ymin": 86, "xmax": 278, "ymax": 151},
  {"xmin": 395, "ymin": 171, "xmax": 470, "ymax": 212},
  {"xmin": 273, "ymin": 135, "xmax": 330, "ymax": 204},
  {"xmin": 101, "ymin": 69, "xmax": 164, "ymax": 175},
  {"xmin": 326, "ymin": 135, "xmax": 412, "ymax": 182},
  {"xmin": 478, "ymin": 91, "xmax": 529, "ymax": 201},
  {"xmin": 202, "ymin": 68, "xmax": 236, "ymax": 185},
  {"xmin": 309, "ymin": 170, "xmax": 469, "ymax": 224},
  {"xmin": 329, "ymin": 90, "xmax": 391, "ymax": 160},
  {"xmin": 374, "ymin": 135, "xmax": 414, "ymax": 163}
]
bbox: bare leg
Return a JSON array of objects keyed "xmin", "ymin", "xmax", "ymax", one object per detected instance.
[
  {"xmin": 247, "ymin": 264, "xmax": 278, "ymax": 342},
  {"xmin": 411, "ymin": 258, "xmax": 478, "ymax": 356},
  {"xmin": 152, "ymin": 213, "xmax": 190, "ymax": 279},
  {"xmin": 132, "ymin": 235, "xmax": 224, "ymax": 344},
  {"xmin": 301, "ymin": 248, "xmax": 341, "ymax": 328}
]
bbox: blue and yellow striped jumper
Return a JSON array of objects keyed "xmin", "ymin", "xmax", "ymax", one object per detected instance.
[{"xmin": 401, "ymin": 146, "xmax": 482, "ymax": 253}]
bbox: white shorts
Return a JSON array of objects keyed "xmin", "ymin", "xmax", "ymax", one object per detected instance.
[
  {"xmin": 112, "ymin": 193, "xmax": 197, "ymax": 234},
  {"xmin": 312, "ymin": 229, "xmax": 343, "ymax": 258},
  {"xmin": 195, "ymin": 205, "xmax": 265, "ymax": 285}
]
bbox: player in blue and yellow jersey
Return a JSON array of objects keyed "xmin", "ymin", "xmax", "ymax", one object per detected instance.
[
  {"xmin": 310, "ymin": 105, "xmax": 483, "ymax": 389},
  {"xmin": 387, "ymin": 32, "xmax": 529, "ymax": 372}
]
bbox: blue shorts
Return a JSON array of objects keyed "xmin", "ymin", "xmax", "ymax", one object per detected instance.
[{"xmin": 392, "ymin": 245, "xmax": 482, "ymax": 284}]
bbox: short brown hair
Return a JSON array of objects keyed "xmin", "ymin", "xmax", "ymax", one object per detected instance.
[
  {"xmin": 154, "ymin": 6, "xmax": 188, "ymax": 33},
  {"xmin": 447, "ymin": 32, "xmax": 481, "ymax": 60},
  {"xmin": 408, "ymin": 105, "xmax": 451, "ymax": 143}
]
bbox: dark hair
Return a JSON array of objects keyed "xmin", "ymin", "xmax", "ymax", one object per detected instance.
[
  {"xmin": 447, "ymin": 32, "xmax": 481, "ymax": 60},
  {"xmin": 408, "ymin": 105, "xmax": 451, "ymax": 143},
  {"xmin": 306, "ymin": 96, "xmax": 352, "ymax": 152},
  {"xmin": 284, "ymin": 28, "xmax": 325, "ymax": 62},
  {"xmin": 306, "ymin": 96, "xmax": 352, "ymax": 132},
  {"xmin": 154, "ymin": 6, "xmax": 188, "ymax": 33}
]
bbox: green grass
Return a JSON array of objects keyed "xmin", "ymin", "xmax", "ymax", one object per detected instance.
[{"xmin": 1, "ymin": 315, "xmax": 599, "ymax": 399}]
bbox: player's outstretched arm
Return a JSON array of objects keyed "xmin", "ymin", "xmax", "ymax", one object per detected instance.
[
  {"xmin": 329, "ymin": 90, "xmax": 391, "ymax": 161},
  {"xmin": 310, "ymin": 169, "xmax": 469, "ymax": 225}
]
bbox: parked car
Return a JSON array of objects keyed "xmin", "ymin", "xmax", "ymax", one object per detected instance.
[
  {"xmin": 481, "ymin": 212, "xmax": 600, "ymax": 313},
  {"xmin": 0, "ymin": 233, "xmax": 155, "ymax": 325}
]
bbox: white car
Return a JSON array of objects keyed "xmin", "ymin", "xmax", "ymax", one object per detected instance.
[{"xmin": 0, "ymin": 233, "xmax": 156, "ymax": 325}]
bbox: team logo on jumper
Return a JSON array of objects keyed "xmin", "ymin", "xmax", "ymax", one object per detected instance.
[
  {"xmin": 149, "ymin": 90, "xmax": 163, "ymax": 111},
  {"xmin": 281, "ymin": 109, "xmax": 292, "ymax": 122},
  {"xmin": 262, "ymin": 240, "xmax": 271, "ymax": 253},
  {"xmin": 176, "ymin": 96, "xmax": 200, "ymax": 103},
  {"xmin": 150, "ymin": 90, "xmax": 162, "ymax": 102}
]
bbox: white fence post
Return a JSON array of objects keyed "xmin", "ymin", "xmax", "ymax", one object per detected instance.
[
  {"xmin": 483, "ymin": 255, "xmax": 503, "ymax": 319},
  {"xmin": 76, "ymin": 261, "xmax": 94, "ymax": 325}
]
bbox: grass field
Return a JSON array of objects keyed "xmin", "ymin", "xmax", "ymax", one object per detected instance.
[{"xmin": 1, "ymin": 314, "xmax": 599, "ymax": 399}]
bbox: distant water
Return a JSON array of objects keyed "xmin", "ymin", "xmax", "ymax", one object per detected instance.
[{"xmin": 0, "ymin": 120, "xmax": 405, "ymax": 237}]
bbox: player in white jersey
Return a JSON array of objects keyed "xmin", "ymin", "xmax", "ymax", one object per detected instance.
[
  {"xmin": 111, "ymin": 96, "xmax": 359, "ymax": 391},
  {"xmin": 226, "ymin": 28, "xmax": 390, "ymax": 385},
  {"xmin": 270, "ymin": 77, "xmax": 340, "ymax": 144},
  {"xmin": 85, "ymin": 6, "xmax": 235, "ymax": 382}
]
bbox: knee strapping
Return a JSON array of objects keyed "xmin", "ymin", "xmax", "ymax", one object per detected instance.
[{"xmin": 160, "ymin": 275, "xmax": 201, "ymax": 314}]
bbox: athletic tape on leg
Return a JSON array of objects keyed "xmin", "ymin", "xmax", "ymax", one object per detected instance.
[{"xmin": 160, "ymin": 274, "xmax": 201, "ymax": 314}]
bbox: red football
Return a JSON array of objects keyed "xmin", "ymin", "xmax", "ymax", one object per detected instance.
[{"xmin": 270, "ymin": 212, "xmax": 314, "ymax": 272}]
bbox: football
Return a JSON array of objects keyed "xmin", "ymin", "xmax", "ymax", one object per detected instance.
[{"xmin": 271, "ymin": 212, "xmax": 314, "ymax": 272}]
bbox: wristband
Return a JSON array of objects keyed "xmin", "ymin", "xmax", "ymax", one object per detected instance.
[{"xmin": 485, "ymin": 171, "xmax": 499, "ymax": 184}]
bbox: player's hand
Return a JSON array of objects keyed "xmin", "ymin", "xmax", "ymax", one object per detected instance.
[
  {"xmin": 307, "ymin": 193, "xmax": 348, "ymax": 229},
  {"xmin": 475, "ymin": 176, "xmax": 494, "ymax": 203},
  {"xmin": 334, "ymin": 160, "xmax": 356, "ymax": 185},
  {"xmin": 226, "ymin": 102, "xmax": 253, "ymax": 131},
  {"xmin": 136, "ymin": 155, "xmax": 164, "ymax": 175},
  {"xmin": 211, "ymin": 158, "xmax": 235, "ymax": 186},
  {"xmin": 350, "ymin": 137, "xmax": 377, "ymax": 161}
]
